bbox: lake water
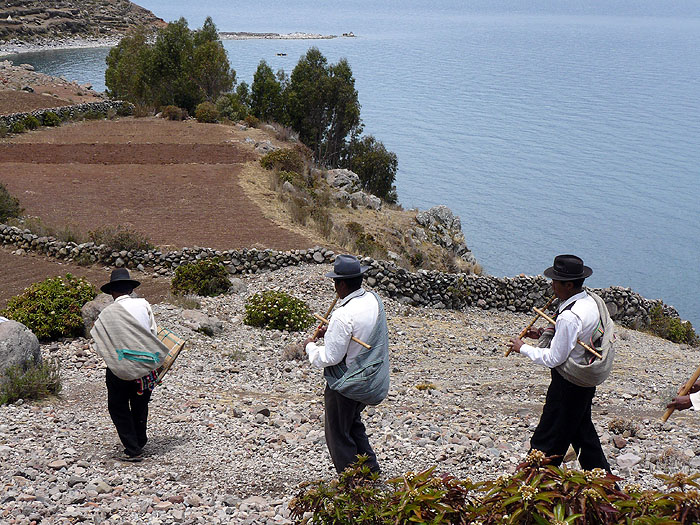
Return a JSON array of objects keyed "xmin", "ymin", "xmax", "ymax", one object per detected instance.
[{"xmin": 6, "ymin": 0, "xmax": 700, "ymax": 325}]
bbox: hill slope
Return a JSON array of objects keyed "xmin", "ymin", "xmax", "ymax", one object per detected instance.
[{"xmin": 0, "ymin": 0, "xmax": 164, "ymax": 42}]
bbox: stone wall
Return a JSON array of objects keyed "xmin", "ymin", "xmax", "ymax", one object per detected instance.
[
  {"xmin": 0, "ymin": 101, "xmax": 134, "ymax": 128},
  {"xmin": 0, "ymin": 223, "xmax": 678, "ymax": 329}
]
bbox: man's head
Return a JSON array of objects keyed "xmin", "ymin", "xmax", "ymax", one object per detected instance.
[
  {"xmin": 100, "ymin": 268, "xmax": 141, "ymax": 299},
  {"xmin": 543, "ymin": 254, "xmax": 591, "ymax": 300},
  {"xmin": 325, "ymin": 254, "xmax": 368, "ymax": 299}
]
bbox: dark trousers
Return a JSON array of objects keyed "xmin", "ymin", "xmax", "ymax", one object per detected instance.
[
  {"xmin": 530, "ymin": 368, "xmax": 610, "ymax": 471},
  {"xmin": 106, "ymin": 368, "xmax": 152, "ymax": 457},
  {"xmin": 324, "ymin": 384, "xmax": 379, "ymax": 474}
]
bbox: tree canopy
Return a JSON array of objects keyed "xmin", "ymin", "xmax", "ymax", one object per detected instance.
[
  {"xmin": 105, "ymin": 17, "xmax": 234, "ymax": 112},
  {"xmin": 285, "ymin": 48, "xmax": 362, "ymax": 167},
  {"xmin": 342, "ymin": 135, "xmax": 398, "ymax": 203}
]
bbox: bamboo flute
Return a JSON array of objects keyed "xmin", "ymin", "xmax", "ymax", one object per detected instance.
[
  {"xmin": 532, "ymin": 307, "xmax": 602, "ymax": 359},
  {"xmin": 313, "ymin": 294, "xmax": 338, "ymax": 339},
  {"xmin": 505, "ymin": 295, "xmax": 556, "ymax": 357},
  {"xmin": 312, "ymin": 313, "xmax": 371, "ymax": 349},
  {"xmin": 661, "ymin": 365, "xmax": 700, "ymax": 422}
]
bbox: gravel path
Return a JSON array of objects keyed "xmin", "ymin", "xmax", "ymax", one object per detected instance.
[{"xmin": 2, "ymin": 263, "xmax": 699, "ymax": 524}]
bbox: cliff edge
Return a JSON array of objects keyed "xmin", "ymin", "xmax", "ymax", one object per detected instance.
[{"xmin": 0, "ymin": 0, "xmax": 165, "ymax": 43}]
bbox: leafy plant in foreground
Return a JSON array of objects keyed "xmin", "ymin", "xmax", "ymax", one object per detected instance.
[{"xmin": 1, "ymin": 275, "xmax": 97, "ymax": 341}]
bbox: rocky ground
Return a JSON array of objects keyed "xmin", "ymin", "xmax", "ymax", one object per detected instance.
[
  {"xmin": 0, "ymin": 59, "xmax": 103, "ymax": 112},
  {"xmin": 0, "ymin": 0, "xmax": 164, "ymax": 48},
  {"xmin": 2, "ymin": 263, "xmax": 700, "ymax": 524}
]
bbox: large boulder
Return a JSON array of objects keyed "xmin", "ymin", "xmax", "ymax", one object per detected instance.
[
  {"xmin": 181, "ymin": 310, "xmax": 224, "ymax": 336},
  {"xmin": 324, "ymin": 169, "xmax": 361, "ymax": 193},
  {"xmin": 349, "ymin": 191, "xmax": 382, "ymax": 210},
  {"xmin": 0, "ymin": 320, "xmax": 41, "ymax": 373},
  {"xmin": 415, "ymin": 205, "xmax": 476, "ymax": 265},
  {"xmin": 81, "ymin": 293, "xmax": 113, "ymax": 338}
]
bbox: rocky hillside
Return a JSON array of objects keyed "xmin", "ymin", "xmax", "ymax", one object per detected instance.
[{"xmin": 0, "ymin": 0, "xmax": 164, "ymax": 43}]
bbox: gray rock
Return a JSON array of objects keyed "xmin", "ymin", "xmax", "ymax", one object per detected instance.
[
  {"xmin": 617, "ymin": 453, "xmax": 642, "ymax": 469},
  {"xmin": 0, "ymin": 320, "xmax": 41, "ymax": 374},
  {"xmin": 349, "ymin": 191, "xmax": 382, "ymax": 210},
  {"xmin": 229, "ymin": 278, "xmax": 247, "ymax": 294},
  {"xmin": 255, "ymin": 141, "xmax": 276, "ymax": 154},
  {"xmin": 81, "ymin": 294, "xmax": 113, "ymax": 338},
  {"xmin": 324, "ymin": 169, "xmax": 361, "ymax": 192},
  {"xmin": 182, "ymin": 310, "xmax": 225, "ymax": 336}
]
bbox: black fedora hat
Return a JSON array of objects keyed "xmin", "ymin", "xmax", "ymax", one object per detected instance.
[
  {"xmin": 543, "ymin": 254, "xmax": 593, "ymax": 281},
  {"xmin": 325, "ymin": 254, "xmax": 369, "ymax": 279},
  {"xmin": 100, "ymin": 268, "xmax": 141, "ymax": 294}
]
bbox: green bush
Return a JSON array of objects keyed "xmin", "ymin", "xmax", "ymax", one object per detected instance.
[
  {"xmin": 216, "ymin": 90, "xmax": 250, "ymax": 121},
  {"xmin": 278, "ymin": 170, "xmax": 306, "ymax": 188},
  {"xmin": 243, "ymin": 290, "xmax": 314, "ymax": 331},
  {"xmin": 0, "ymin": 123, "xmax": 8, "ymax": 137},
  {"xmin": 195, "ymin": 101, "xmax": 219, "ymax": 123},
  {"xmin": 0, "ymin": 182, "xmax": 22, "ymax": 222},
  {"xmin": 42, "ymin": 111, "xmax": 61, "ymax": 127},
  {"xmin": 244, "ymin": 114, "xmax": 260, "ymax": 128},
  {"xmin": 171, "ymin": 259, "xmax": 230, "ymax": 297},
  {"xmin": 649, "ymin": 305, "xmax": 699, "ymax": 345},
  {"xmin": 161, "ymin": 105, "xmax": 187, "ymax": 121},
  {"xmin": 291, "ymin": 453, "xmax": 700, "ymax": 524},
  {"xmin": 1, "ymin": 275, "xmax": 97, "ymax": 341},
  {"xmin": 260, "ymin": 148, "xmax": 305, "ymax": 173},
  {"xmin": 82, "ymin": 110, "xmax": 104, "ymax": 120},
  {"xmin": 10, "ymin": 121, "xmax": 26, "ymax": 134},
  {"xmin": 0, "ymin": 359, "xmax": 62, "ymax": 405},
  {"xmin": 22, "ymin": 115, "xmax": 40, "ymax": 130},
  {"xmin": 88, "ymin": 225, "xmax": 153, "ymax": 252},
  {"xmin": 342, "ymin": 135, "xmax": 398, "ymax": 203}
]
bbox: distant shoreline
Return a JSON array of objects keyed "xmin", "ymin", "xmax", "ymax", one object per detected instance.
[{"xmin": 0, "ymin": 31, "xmax": 355, "ymax": 57}]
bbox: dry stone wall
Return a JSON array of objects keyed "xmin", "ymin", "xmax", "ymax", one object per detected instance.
[
  {"xmin": 0, "ymin": 101, "xmax": 134, "ymax": 128},
  {"xmin": 0, "ymin": 223, "xmax": 678, "ymax": 329}
]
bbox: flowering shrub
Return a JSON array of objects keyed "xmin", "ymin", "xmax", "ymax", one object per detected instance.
[
  {"xmin": 171, "ymin": 259, "xmax": 230, "ymax": 297},
  {"xmin": 243, "ymin": 290, "xmax": 314, "ymax": 332},
  {"xmin": 290, "ymin": 451, "xmax": 700, "ymax": 524},
  {"xmin": 1, "ymin": 275, "xmax": 97, "ymax": 340}
]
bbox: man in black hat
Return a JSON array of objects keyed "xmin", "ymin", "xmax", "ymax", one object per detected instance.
[
  {"xmin": 94, "ymin": 269, "xmax": 160, "ymax": 462},
  {"xmin": 303, "ymin": 254, "xmax": 389, "ymax": 474},
  {"xmin": 508, "ymin": 255, "xmax": 612, "ymax": 471}
]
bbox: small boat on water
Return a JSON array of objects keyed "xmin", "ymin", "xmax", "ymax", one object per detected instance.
[{"xmin": 276, "ymin": 52, "xmax": 287, "ymax": 56}]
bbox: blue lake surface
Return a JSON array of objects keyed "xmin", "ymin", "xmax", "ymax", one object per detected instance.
[{"xmin": 6, "ymin": 0, "xmax": 700, "ymax": 325}]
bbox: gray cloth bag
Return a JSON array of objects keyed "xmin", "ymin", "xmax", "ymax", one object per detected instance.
[
  {"xmin": 324, "ymin": 291, "xmax": 390, "ymax": 406},
  {"xmin": 538, "ymin": 291, "xmax": 615, "ymax": 388},
  {"xmin": 91, "ymin": 303, "xmax": 168, "ymax": 381}
]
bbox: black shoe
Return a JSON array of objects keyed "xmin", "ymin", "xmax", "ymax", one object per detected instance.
[{"xmin": 114, "ymin": 453, "xmax": 143, "ymax": 462}]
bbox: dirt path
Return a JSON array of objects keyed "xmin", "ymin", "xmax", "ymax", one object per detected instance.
[{"xmin": 0, "ymin": 247, "xmax": 171, "ymax": 308}]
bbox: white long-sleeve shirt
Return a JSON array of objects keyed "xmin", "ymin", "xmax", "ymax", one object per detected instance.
[
  {"xmin": 520, "ymin": 291, "xmax": 599, "ymax": 368},
  {"xmin": 690, "ymin": 391, "xmax": 700, "ymax": 410},
  {"xmin": 305, "ymin": 288, "xmax": 379, "ymax": 369},
  {"xmin": 115, "ymin": 295, "xmax": 157, "ymax": 336}
]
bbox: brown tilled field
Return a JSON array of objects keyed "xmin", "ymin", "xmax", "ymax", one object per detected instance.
[
  {"xmin": 0, "ymin": 118, "xmax": 314, "ymax": 251},
  {"xmin": 0, "ymin": 117, "xmax": 316, "ymax": 306}
]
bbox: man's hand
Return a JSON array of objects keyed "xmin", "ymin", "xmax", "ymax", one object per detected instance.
[
  {"xmin": 302, "ymin": 325, "xmax": 327, "ymax": 350},
  {"xmin": 523, "ymin": 327, "xmax": 542, "ymax": 339},
  {"xmin": 667, "ymin": 395, "xmax": 692, "ymax": 412},
  {"xmin": 689, "ymin": 381, "xmax": 700, "ymax": 394},
  {"xmin": 508, "ymin": 337, "xmax": 524, "ymax": 353}
]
